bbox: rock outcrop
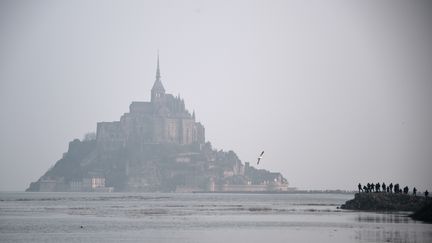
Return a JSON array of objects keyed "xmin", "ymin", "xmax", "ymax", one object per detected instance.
[
  {"xmin": 410, "ymin": 202, "xmax": 432, "ymax": 223},
  {"xmin": 341, "ymin": 193, "xmax": 428, "ymax": 211}
]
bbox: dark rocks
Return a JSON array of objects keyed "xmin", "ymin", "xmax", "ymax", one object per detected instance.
[
  {"xmin": 341, "ymin": 193, "xmax": 428, "ymax": 211},
  {"xmin": 411, "ymin": 202, "xmax": 432, "ymax": 223}
]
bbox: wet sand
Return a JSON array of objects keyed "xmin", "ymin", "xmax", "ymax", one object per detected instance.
[{"xmin": 1, "ymin": 192, "xmax": 431, "ymax": 242}]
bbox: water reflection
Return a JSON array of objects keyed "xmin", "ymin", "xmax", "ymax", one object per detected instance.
[
  {"xmin": 354, "ymin": 212, "xmax": 432, "ymax": 243},
  {"xmin": 356, "ymin": 213, "xmax": 410, "ymax": 224},
  {"xmin": 355, "ymin": 228, "xmax": 416, "ymax": 243}
]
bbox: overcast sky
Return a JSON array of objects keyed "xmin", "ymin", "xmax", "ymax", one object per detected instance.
[{"xmin": 1, "ymin": 0, "xmax": 431, "ymax": 191}]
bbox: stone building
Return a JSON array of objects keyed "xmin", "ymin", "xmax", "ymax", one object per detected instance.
[{"xmin": 96, "ymin": 55, "xmax": 205, "ymax": 151}]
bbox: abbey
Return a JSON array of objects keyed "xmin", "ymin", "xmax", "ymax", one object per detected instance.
[
  {"xmin": 97, "ymin": 56, "xmax": 205, "ymax": 151},
  {"xmin": 27, "ymin": 56, "xmax": 289, "ymax": 192}
]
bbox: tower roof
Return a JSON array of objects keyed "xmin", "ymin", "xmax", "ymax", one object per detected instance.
[{"xmin": 151, "ymin": 52, "xmax": 165, "ymax": 92}]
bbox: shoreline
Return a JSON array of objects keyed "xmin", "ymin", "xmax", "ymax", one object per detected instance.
[{"xmin": 192, "ymin": 190, "xmax": 355, "ymax": 194}]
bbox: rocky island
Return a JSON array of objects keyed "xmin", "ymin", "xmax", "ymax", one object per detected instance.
[{"xmin": 26, "ymin": 56, "xmax": 289, "ymax": 193}]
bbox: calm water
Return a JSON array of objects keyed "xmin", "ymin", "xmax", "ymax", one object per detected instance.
[{"xmin": 0, "ymin": 192, "xmax": 431, "ymax": 243}]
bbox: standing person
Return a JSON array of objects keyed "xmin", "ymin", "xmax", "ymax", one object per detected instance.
[
  {"xmin": 425, "ymin": 190, "xmax": 429, "ymax": 198},
  {"xmin": 376, "ymin": 183, "xmax": 381, "ymax": 192},
  {"xmin": 382, "ymin": 182, "xmax": 386, "ymax": 193},
  {"xmin": 358, "ymin": 183, "xmax": 363, "ymax": 193},
  {"xmin": 413, "ymin": 187, "xmax": 417, "ymax": 196},
  {"xmin": 371, "ymin": 183, "xmax": 375, "ymax": 192},
  {"xmin": 389, "ymin": 183, "xmax": 393, "ymax": 193},
  {"xmin": 394, "ymin": 184, "xmax": 399, "ymax": 194}
]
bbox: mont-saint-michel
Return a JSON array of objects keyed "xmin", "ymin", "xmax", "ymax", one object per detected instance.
[{"xmin": 27, "ymin": 57, "xmax": 289, "ymax": 193}]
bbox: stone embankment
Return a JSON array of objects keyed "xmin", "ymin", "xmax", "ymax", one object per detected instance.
[{"xmin": 341, "ymin": 192, "xmax": 432, "ymax": 223}]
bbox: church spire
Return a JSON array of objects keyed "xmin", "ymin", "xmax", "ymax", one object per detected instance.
[
  {"xmin": 156, "ymin": 50, "xmax": 161, "ymax": 80},
  {"xmin": 151, "ymin": 51, "xmax": 165, "ymax": 103}
]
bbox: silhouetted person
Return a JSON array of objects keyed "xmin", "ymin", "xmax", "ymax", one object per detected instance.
[
  {"xmin": 425, "ymin": 190, "xmax": 429, "ymax": 198},
  {"xmin": 371, "ymin": 183, "xmax": 375, "ymax": 192},
  {"xmin": 394, "ymin": 184, "xmax": 399, "ymax": 194},
  {"xmin": 413, "ymin": 187, "xmax": 417, "ymax": 196},
  {"xmin": 403, "ymin": 186, "xmax": 409, "ymax": 194},
  {"xmin": 363, "ymin": 185, "xmax": 368, "ymax": 193},
  {"xmin": 367, "ymin": 183, "xmax": 371, "ymax": 193},
  {"xmin": 376, "ymin": 183, "xmax": 380, "ymax": 192},
  {"xmin": 389, "ymin": 183, "xmax": 393, "ymax": 193},
  {"xmin": 382, "ymin": 183, "xmax": 386, "ymax": 193},
  {"xmin": 358, "ymin": 183, "xmax": 362, "ymax": 193}
]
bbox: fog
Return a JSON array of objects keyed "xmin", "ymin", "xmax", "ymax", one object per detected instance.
[{"xmin": 1, "ymin": 0, "xmax": 431, "ymax": 191}]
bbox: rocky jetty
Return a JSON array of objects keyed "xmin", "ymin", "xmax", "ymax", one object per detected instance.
[
  {"xmin": 411, "ymin": 202, "xmax": 432, "ymax": 223},
  {"xmin": 341, "ymin": 193, "xmax": 428, "ymax": 211}
]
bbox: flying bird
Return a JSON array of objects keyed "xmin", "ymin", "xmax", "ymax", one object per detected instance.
[{"xmin": 257, "ymin": 151, "xmax": 264, "ymax": 165}]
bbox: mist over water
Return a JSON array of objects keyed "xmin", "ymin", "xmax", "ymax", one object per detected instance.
[
  {"xmin": 1, "ymin": 1, "xmax": 432, "ymax": 242},
  {"xmin": 1, "ymin": 0, "xmax": 432, "ymax": 191},
  {"xmin": 1, "ymin": 192, "xmax": 432, "ymax": 243}
]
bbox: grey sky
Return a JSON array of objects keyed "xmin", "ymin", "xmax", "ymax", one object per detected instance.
[{"xmin": 1, "ymin": 0, "xmax": 431, "ymax": 191}]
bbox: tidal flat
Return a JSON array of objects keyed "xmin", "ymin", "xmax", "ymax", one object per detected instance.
[{"xmin": 1, "ymin": 192, "xmax": 431, "ymax": 243}]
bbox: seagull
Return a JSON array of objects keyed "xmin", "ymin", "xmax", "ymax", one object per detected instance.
[{"xmin": 257, "ymin": 151, "xmax": 264, "ymax": 165}]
